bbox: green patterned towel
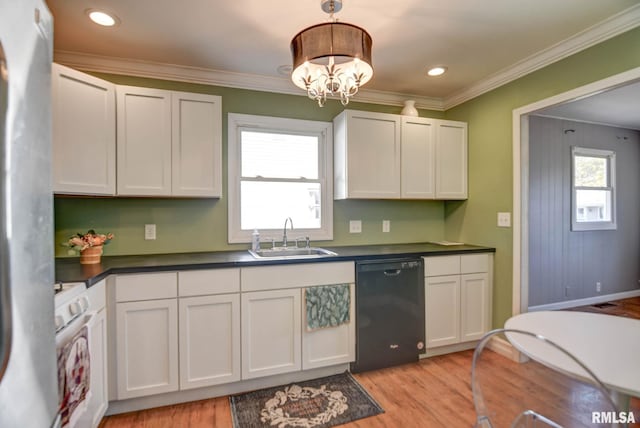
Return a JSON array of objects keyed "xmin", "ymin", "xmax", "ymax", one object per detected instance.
[{"xmin": 305, "ymin": 284, "xmax": 351, "ymax": 331}]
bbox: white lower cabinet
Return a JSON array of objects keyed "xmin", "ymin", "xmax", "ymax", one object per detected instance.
[
  {"xmin": 115, "ymin": 299, "xmax": 179, "ymax": 399},
  {"xmin": 424, "ymin": 254, "xmax": 492, "ymax": 349},
  {"xmin": 425, "ymin": 275, "xmax": 461, "ymax": 348},
  {"xmin": 109, "ymin": 263, "xmax": 354, "ymax": 402},
  {"xmin": 240, "ymin": 262, "xmax": 355, "ymax": 379},
  {"xmin": 302, "ymin": 283, "xmax": 355, "ymax": 370},
  {"xmin": 113, "ymin": 270, "xmax": 242, "ymax": 400},
  {"xmin": 460, "ymin": 273, "xmax": 491, "ymax": 342},
  {"xmin": 179, "ymin": 293, "xmax": 240, "ymax": 389},
  {"xmin": 241, "ymin": 289, "xmax": 302, "ymax": 380}
]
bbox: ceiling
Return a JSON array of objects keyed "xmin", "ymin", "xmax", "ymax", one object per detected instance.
[
  {"xmin": 46, "ymin": 0, "xmax": 639, "ymax": 108},
  {"xmin": 534, "ymin": 80, "xmax": 640, "ymax": 130}
]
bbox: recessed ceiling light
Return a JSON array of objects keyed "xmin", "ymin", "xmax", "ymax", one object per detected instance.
[
  {"xmin": 86, "ymin": 9, "xmax": 120, "ymax": 27},
  {"xmin": 427, "ymin": 66, "xmax": 447, "ymax": 77}
]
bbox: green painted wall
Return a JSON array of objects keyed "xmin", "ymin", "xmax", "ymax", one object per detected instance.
[
  {"xmin": 55, "ymin": 27, "xmax": 640, "ymax": 331},
  {"xmin": 55, "ymin": 76, "xmax": 446, "ymax": 256},
  {"xmin": 443, "ymin": 27, "xmax": 640, "ymax": 328}
]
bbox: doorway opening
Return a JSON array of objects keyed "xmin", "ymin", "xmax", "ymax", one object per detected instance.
[{"xmin": 512, "ymin": 66, "xmax": 640, "ymax": 316}]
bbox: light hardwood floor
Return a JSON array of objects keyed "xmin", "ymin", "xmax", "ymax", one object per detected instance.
[{"xmin": 100, "ymin": 298, "xmax": 640, "ymax": 428}]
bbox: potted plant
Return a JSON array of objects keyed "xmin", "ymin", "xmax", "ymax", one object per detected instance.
[{"xmin": 63, "ymin": 229, "xmax": 114, "ymax": 264}]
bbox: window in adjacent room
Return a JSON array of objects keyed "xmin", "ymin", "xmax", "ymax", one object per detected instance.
[
  {"xmin": 571, "ymin": 146, "xmax": 616, "ymax": 231},
  {"xmin": 227, "ymin": 113, "xmax": 333, "ymax": 243}
]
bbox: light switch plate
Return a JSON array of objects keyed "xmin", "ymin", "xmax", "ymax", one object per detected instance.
[
  {"xmin": 145, "ymin": 224, "xmax": 157, "ymax": 240},
  {"xmin": 349, "ymin": 220, "xmax": 362, "ymax": 233},
  {"xmin": 382, "ymin": 220, "xmax": 390, "ymax": 233},
  {"xmin": 497, "ymin": 212, "xmax": 511, "ymax": 228}
]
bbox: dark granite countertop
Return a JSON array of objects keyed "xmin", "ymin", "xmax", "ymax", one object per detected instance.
[{"xmin": 55, "ymin": 242, "xmax": 495, "ymax": 286}]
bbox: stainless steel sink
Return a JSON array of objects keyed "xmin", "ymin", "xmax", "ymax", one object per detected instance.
[{"xmin": 248, "ymin": 247, "xmax": 338, "ymax": 260}]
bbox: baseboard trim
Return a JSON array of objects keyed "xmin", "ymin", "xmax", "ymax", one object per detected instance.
[
  {"xmin": 528, "ymin": 289, "xmax": 640, "ymax": 312},
  {"xmin": 105, "ymin": 364, "xmax": 349, "ymax": 416},
  {"xmin": 419, "ymin": 341, "xmax": 477, "ymax": 358},
  {"xmin": 486, "ymin": 336, "xmax": 526, "ymax": 363}
]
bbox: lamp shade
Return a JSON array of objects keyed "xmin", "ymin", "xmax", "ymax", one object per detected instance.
[{"xmin": 290, "ymin": 21, "xmax": 373, "ymax": 105}]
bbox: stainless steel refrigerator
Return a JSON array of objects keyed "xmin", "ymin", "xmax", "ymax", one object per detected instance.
[{"xmin": 0, "ymin": 1, "xmax": 59, "ymax": 427}]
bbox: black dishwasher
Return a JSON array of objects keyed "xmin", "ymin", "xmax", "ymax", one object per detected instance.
[{"xmin": 351, "ymin": 258, "xmax": 425, "ymax": 373}]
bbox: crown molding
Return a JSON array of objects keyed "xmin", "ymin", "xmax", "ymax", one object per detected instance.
[
  {"xmin": 53, "ymin": 50, "xmax": 444, "ymax": 111},
  {"xmin": 443, "ymin": 4, "xmax": 640, "ymax": 110},
  {"xmin": 54, "ymin": 4, "xmax": 640, "ymax": 113}
]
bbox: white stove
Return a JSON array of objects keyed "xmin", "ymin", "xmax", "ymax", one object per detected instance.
[{"xmin": 53, "ymin": 282, "xmax": 89, "ymax": 333}]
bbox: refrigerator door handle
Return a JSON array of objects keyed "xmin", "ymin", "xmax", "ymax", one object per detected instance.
[{"xmin": 0, "ymin": 39, "xmax": 12, "ymax": 382}]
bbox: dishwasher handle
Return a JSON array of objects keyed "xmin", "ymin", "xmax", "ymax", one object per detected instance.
[{"xmin": 383, "ymin": 269, "xmax": 402, "ymax": 276}]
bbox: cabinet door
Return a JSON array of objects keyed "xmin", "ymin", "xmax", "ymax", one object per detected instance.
[
  {"xmin": 116, "ymin": 299, "xmax": 179, "ymax": 399},
  {"xmin": 89, "ymin": 309, "xmax": 108, "ymax": 428},
  {"xmin": 340, "ymin": 110, "xmax": 401, "ymax": 198},
  {"xmin": 302, "ymin": 284, "xmax": 355, "ymax": 370},
  {"xmin": 52, "ymin": 63, "xmax": 116, "ymax": 195},
  {"xmin": 241, "ymin": 289, "xmax": 301, "ymax": 379},
  {"xmin": 116, "ymin": 86, "xmax": 172, "ymax": 196},
  {"xmin": 435, "ymin": 120, "xmax": 467, "ymax": 199},
  {"xmin": 460, "ymin": 273, "xmax": 490, "ymax": 342},
  {"xmin": 179, "ymin": 294, "xmax": 240, "ymax": 389},
  {"xmin": 401, "ymin": 117, "xmax": 435, "ymax": 198},
  {"xmin": 171, "ymin": 92, "xmax": 222, "ymax": 197},
  {"xmin": 425, "ymin": 275, "xmax": 460, "ymax": 348}
]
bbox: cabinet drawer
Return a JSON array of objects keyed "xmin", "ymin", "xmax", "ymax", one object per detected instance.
[
  {"xmin": 241, "ymin": 262, "xmax": 354, "ymax": 292},
  {"xmin": 115, "ymin": 272, "xmax": 177, "ymax": 302},
  {"xmin": 461, "ymin": 254, "xmax": 489, "ymax": 274},
  {"xmin": 178, "ymin": 269, "xmax": 240, "ymax": 297},
  {"xmin": 424, "ymin": 256, "xmax": 460, "ymax": 277}
]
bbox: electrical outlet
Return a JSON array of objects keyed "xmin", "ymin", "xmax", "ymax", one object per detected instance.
[
  {"xmin": 349, "ymin": 220, "xmax": 362, "ymax": 233},
  {"xmin": 596, "ymin": 282, "xmax": 602, "ymax": 293},
  {"xmin": 145, "ymin": 224, "xmax": 156, "ymax": 240},
  {"xmin": 382, "ymin": 220, "xmax": 390, "ymax": 233},
  {"xmin": 497, "ymin": 212, "xmax": 511, "ymax": 227}
]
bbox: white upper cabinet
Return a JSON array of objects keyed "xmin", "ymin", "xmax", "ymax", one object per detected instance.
[
  {"xmin": 171, "ymin": 92, "xmax": 222, "ymax": 197},
  {"xmin": 52, "ymin": 63, "xmax": 116, "ymax": 195},
  {"xmin": 116, "ymin": 86, "xmax": 222, "ymax": 197},
  {"xmin": 401, "ymin": 116, "xmax": 436, "ymax": 199},
  {"xmin": 116, "ymin": 86, "xmax": 172, "ymax": 196},
  {"xmin": 435, "ymin": 120, "xmax": 468, "ymax": 199},
  {"xmin": 334, "ymin": 110, "xmax": 401, "ymax": 199},
  {"xmin": 334, "ymin": 110, "xmax": 467, "ymax": 200}
]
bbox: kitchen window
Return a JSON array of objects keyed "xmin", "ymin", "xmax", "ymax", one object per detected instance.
[
  {"xmin": 571, "ymin": 146, "xmax": 616, "ymax": 231},
  {"xmin": 227, "ymin": 113, "xmax": 333, "ymax": 243}
]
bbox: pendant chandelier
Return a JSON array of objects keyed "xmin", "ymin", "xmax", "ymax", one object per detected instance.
[{"xmin": 290, "ymin": 0, "xmax": 373, "ymax": 107}]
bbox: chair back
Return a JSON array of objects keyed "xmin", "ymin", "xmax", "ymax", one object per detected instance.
[{"xmin": 471, "ymin": 328, "xmax": 622, "ymax": 428}]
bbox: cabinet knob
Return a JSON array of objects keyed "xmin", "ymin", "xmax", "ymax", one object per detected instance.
[{"xmin": 55, "ymin": 315, "xmax": 64, "ymax": 331}]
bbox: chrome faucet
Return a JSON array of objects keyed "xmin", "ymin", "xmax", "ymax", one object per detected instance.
[{"xmin": 282, "ymin": 217, "xmax": 293, "ymax": 247}]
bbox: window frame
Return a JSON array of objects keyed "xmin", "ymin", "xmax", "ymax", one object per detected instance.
[
  {"xmin": 570, "ymin": 146, "xmax": 616, "ymax": 231},
  {"xmin": 227, "ymin": 113, "xmax": 333, "ymax": 243}
]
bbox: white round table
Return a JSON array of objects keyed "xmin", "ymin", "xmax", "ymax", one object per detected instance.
[{"xmin": 505, "ymin": 310, "xmax": 640, "ymax": 408}]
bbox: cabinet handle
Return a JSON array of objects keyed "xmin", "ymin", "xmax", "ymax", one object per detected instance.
[{"xmin": 383, "ymin": 269, "xmax": 401, "ymax": 276}]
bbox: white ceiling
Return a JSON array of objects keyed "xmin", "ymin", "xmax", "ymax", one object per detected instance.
[
  {"xmin": 534, "ymin": 80, "xmax": 640, "ymax": 130},
  {"xmin": 46, "ymin": 0, "xmax": 640, "ymax": 108}
]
